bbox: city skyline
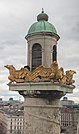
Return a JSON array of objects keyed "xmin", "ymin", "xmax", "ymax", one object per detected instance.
[{"xmin": 0, "ymin": 0, "xmax": 79, "ymax": 102}]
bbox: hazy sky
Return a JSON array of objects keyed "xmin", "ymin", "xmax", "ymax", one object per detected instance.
[{"xmin": 0, "ymin": 0, "xmax": 79, "ymax": 102}]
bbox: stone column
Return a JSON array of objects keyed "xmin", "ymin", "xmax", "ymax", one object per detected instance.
[
  {"xmin": 9, "ymin": 82, "xmax": 74, "ymax": 134},
  {"xmin": 19, "ymin": 90, "xmax": 63, "ymax": 134},
  {"xmin": 77, "ymin": 119, "xmax": 79, "ymax": 134}
]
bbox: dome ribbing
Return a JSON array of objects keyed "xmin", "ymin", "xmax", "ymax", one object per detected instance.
[{"xmin": 26, "ymin": 10, "xmax": 60, "ymax": 40}]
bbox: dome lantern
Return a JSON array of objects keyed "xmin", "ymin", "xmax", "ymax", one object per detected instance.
[
  {"xmin": 25, "ymin": 11, "xmax": 60, "ymax": 71},
  {"xmin": 37, "ymin": 9, "xmax": 48, "ymax": 21},
  {"xmin": 25, "ymin": 10, "xmax": 60, "ymax": 40}
]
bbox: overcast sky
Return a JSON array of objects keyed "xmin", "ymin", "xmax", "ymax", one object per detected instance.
[{"xmin": 0, "ymin": 0, "xmax": 79, "ymax": 102}]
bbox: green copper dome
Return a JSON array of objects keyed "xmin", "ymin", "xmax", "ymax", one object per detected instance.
[
  {"xmin": 26, "ymin": 10, "xmax": 60, "ymax": 40},
  {"xmin": 28, "ymin": 21, "xmax": 57, "ymax": 34}
]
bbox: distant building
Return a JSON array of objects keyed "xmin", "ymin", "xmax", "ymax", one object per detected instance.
[
  {"xmin": 61, "ymin": 97, "xmax": 79, "ymax": 134},
  {"xmin": 9, "ymin": 98, "xmax": 14, "ymax": 101},
  {"xmin": 77, "ymin": 118, "xmax": 79, "ymax": 134},
  {"xmin": 0, "ymin": 98, "xmax": 23, "ymax": 109},
  {"xmin": 0, "ymin": 109, "xmax": 24, "ymax": 134},
  {"xmin": 0, "ymin": 100, "xmax": 24, "ymax": 134},
  {"xmin": 61, "ymin": 97, "xmax": 74, "ymax": 106},
  {"xmin": 0, "ymin": 98, "xmax": 2, "ymax": 102}
]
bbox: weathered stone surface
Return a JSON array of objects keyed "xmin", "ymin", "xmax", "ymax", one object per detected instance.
[{"xmin": 24, "ymin": 97, "xmax": 61, "ymax": 134}]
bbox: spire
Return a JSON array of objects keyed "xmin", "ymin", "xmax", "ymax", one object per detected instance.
[{"xmin": 42, "ymin": 8, "xmax": 44, "ymax": 13}]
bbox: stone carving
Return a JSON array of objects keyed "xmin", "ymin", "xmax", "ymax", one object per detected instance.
[
  {"xmin": 5, "ymin": 62, "xmax": 76, "ymax": 86},
  {"xmin": 4, "ymin": 65, "xmax": 31, "ymax": 83},
  {"xmin": 60, "ymin": 70, "xmax": 76, "ymax": 85},
  {"xmin": 50, "ymin": 62, "xmax": 64, "ymax": 82}
]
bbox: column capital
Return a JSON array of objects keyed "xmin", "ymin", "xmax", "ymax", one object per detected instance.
[{"xmin": 19, "ymin": 90, "xmax": 65, "ymax": 100}]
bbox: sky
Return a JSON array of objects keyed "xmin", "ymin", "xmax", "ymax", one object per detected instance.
[{"xmin": 0, "ymin": 0, "xmax": 79, "ymax": 102}]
